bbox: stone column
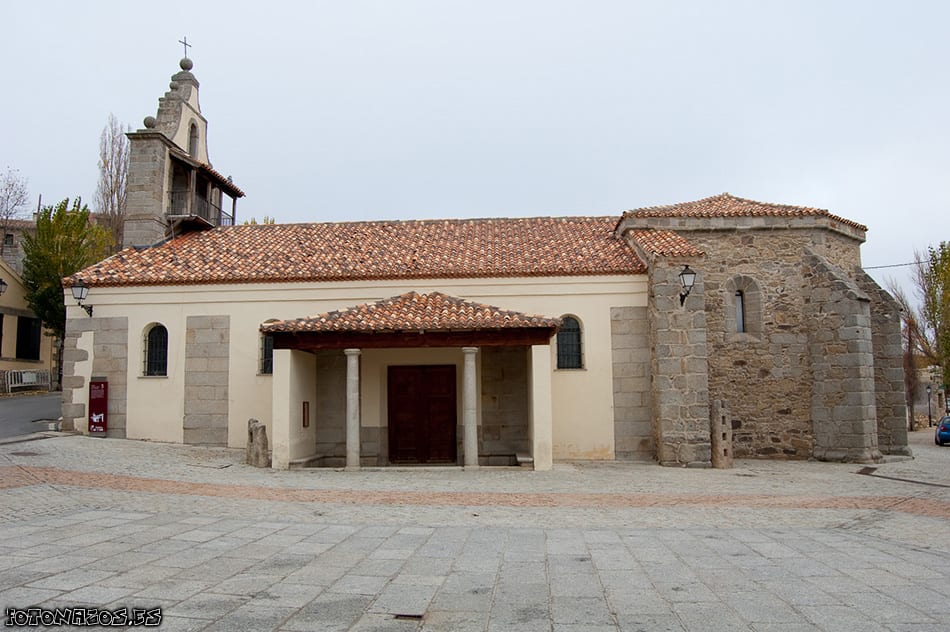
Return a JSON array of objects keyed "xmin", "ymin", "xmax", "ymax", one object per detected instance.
[
  {"xmin": 462, "ymin": 347, "xmax": 479, "ymax": 468},
  {"xmin": 344, "ymin": 348, "xmax": 361, "ymax": 470}
]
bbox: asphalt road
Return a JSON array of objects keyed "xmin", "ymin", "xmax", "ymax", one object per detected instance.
[{"xmin": 0, "ymin": 392, "xmax": 62, "ymax": 439}]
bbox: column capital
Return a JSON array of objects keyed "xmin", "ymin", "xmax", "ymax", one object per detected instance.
[
  {"xmin": 344, "ymin": 348, "xmax": 362, "ymax": 357},
  {"xmin": 461, "ymin": 346, "xmax": 479, "ymax": 355}
]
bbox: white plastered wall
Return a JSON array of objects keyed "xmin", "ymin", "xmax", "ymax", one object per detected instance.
[
  {"xmin": 81, "ymin": 274, "xmax": 647, "ymax": 460},
  {"xmin": 271, "ymin": 348, "xmax": 317, "ymax": 468},
  {"xmin": 168, "ymin": 89, "xmax": 209, "ymax": 164}
]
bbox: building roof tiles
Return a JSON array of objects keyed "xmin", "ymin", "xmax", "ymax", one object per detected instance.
[
  {"xmin": 628, "ymin": 229, "xmax": 704, "ymax": 257},
  {"xmin": 261, "ymin": 291, "xmax": 560, "ymax": 333},
  {"xmin": 623, "ymin": 193, "xmax": 868, "ymax": 231},
  {"xmin": 71, "ymin": 216, "xmax": 644, "ymax": 287}
]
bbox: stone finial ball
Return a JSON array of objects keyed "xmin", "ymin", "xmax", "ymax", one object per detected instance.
[
  {"xmin": 143, "ymin": 116, "xmax": 157, "ymax": 129},
  {"xmin": 180, "ymin": 57, "xmax": 194, "ymax": 71}
]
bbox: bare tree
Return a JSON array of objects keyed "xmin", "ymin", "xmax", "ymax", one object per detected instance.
[
  {"xmin": 889, "ymin": 244, "xmax": 950, "ymax": 367},
  {"xmin": 0, "ymin": 167, "xmax": 29, "ymax": 256},
  {"xmin": 889, "ymin": 243, "xmax": 950, "ymax": 424},
  {"xmin": 94, "ymin": 113, "xmax": 130, "ymax": 251}
]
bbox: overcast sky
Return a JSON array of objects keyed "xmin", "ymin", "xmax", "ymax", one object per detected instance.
[{"xmin": 3, "ymin": 1, "xmax": 948, "ymax": 293}]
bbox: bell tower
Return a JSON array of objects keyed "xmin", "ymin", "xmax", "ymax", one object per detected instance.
[{"xmin": 123, "ymin": 54, "xmax": 244, "ymax": 248}]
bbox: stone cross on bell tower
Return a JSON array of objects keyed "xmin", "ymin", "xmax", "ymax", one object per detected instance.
[{"xmin": 178, "ymin": 36, "xmax": 191, "ymax": 58}]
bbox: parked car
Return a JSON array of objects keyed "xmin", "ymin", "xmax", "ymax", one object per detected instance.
[{"xmin": 935, "ymin": 417, "xmax": 950, "ymax": 446}]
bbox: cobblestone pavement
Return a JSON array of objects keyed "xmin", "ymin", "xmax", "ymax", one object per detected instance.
[{"xmin": 0, "ymin": 430, "xmax": 948, "ymax": 631}]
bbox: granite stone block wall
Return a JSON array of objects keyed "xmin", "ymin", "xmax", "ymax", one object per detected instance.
[
  {"xmin": 123, "ymin": 136, "xmax": 170, "ymax": 248},
  {"xmin": 854, "ymin": 270, "xmax": 910, "ymax": 456},
  {"xmin": 314, "ymin": 349, "xmax": 347, "ymax": 466},
  {"xmin": 480, "ymin": 346, "xmax": 530, "ymax": 463},
  {"xmin": 61, "ymin": 316, "xmax": 129, "ymax": 438},
  {"xmin": 687, "ymin": 230, "xmax": 817, "ymax": 459},
  {"xmin": 183, "ymin": 315, "xmax": 229, "ymax": 446},
  {"xmin": 647, "ymin": 259, "xmax": 712, "ymax": 467},
  {"xmin": 610, "ymin": 306, "xmax": 653, "ymax": 460},
  {"xmin": 803, "ymin": 252, "xmax": 881, "ymax": 462}
]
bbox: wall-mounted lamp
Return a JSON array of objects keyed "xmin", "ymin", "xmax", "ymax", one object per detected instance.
[
  {"xmin": 678, "ymin": 265, "xmax": 697, "ymax": 306},
  {"xmin": 0, "ymin": 278, "xmax": 7, "ymax": 296},
  {"xmin": 71, "ymin": 279, "xmax": 93, "ymax": 317}
]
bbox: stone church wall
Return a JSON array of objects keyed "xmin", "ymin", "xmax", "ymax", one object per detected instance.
[
  {"xmin": 61, "ymin": 316, "xmax": 129, "ymax": 438},
  {"xmin": 647, "ymin": 258, "xmax": 711, "ymax": 467},
  {"xmin": 313, "ymin": 350, "xmax": 347, "ymax": 466},
  {"xmin": 480, "ymin": 346, "xmax": 530, "ymax": 464},
  {"xmin": 803, "ymin": 253, "xmax": 881, "ymax": 462},
  {"xmin": 610, "ymin": 306, "xmax": 653, "ymax": 460},
  {"xmin": 124, "ymin": 135, "xmax": 170, "ymax": 248},
  {"xmin": 854, "ymin": 270, "xmax": 909, "ymax": 456},
  {"xmin": 687, "ymin": 230, "xmax": 821, "ymax": 458},
  {"xmin": 183, "ymin": 315, "xmax": 230, "ymax": 446}
]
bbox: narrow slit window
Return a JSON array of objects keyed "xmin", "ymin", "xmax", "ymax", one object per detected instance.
[
  {"xmin": 735, "ymin": 290, "xmax": 746, "ymax": 333},
  {"xmin": 557, "ymin": 316, "xmax": 583, "ymax": 369}
]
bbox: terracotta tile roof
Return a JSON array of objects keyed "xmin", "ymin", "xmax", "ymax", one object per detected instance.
[
  {"xmin": 623, "ymin": 193, "xmax": 868, "ymax": 231},
  {"xmin": 70, "ymin": 216, "xmax": 644, "ymax": 287},
  {"xmin": 628, "ymin": 229, "xmax": 704, "ymax": 257},
  {"xmin": 261, "ymin": 291, "xmax": 560, "ymax": 333}
]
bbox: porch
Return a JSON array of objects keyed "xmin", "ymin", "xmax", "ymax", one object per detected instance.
[{"xmin": 262, "ymin": 292, "xmax": 560, "ymax": 471}]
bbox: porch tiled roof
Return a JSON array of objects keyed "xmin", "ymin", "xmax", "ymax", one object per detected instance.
[
  {"xmin": 261, "ymin": 291, "xmax": 561, "ymax": 334},
  {"xmin": 628, "ymin": 229, "xmax": 704, "ymax": 257},
  {"xmin": 622, "ymin": 193, "xmax": 868, "ymax": 231},
  {"xmin": 70, "ymin": 216, "xmax": 644, "ymax": 287}
]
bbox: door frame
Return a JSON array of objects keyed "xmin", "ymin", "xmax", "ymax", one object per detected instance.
[{"xmin": 387, "ymin": 364, "xmax": 458, "ymax": 464}]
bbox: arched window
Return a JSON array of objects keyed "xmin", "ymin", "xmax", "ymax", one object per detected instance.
[
  {"xmin": 188, "ymin": 123, "xmax": 199, "ymax": 157},
  {"xmin": 144, "ymin": 324, "xmax": 168, "ymax": 376},
  {"xmin": 557, "ymin": 316, "xmax": 583, "ymax": 369},
  {"xmin": 724, "ymin": 276, "xmax": 762, "ymax": 338}
]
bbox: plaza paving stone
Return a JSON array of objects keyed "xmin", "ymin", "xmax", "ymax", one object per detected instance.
[{"xmin": 0, "ymin": 429, "xmax": 948, "ymax": 630}]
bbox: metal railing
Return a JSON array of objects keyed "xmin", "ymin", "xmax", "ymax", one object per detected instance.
[
  {"xmin": 168, "ymin": 190, "xmax": 233, "ymax": 227},
  {"xmin": 5, "ymin": 369, "xmax": 51, "ymax": 393}
]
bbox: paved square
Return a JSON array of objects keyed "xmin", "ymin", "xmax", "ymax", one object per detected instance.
[{"xmin": 1, "ymin": 431, "xmax": 949, "ymax": 630}]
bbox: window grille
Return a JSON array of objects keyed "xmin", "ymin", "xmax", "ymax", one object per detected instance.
[
  {"xmin": 557, "ymin": 316, "xmax": 583, "ymax": 369},
  {"xmin": 261, "ymin": 335, "xmax": 273, "ymax": 375},
  {"xmin": 144, "ymin": 325, "xmax": 168, "ymax": 376}
]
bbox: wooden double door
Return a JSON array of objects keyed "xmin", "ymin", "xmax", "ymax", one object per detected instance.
[{"xmin": 388, "ymin": 365, "xmax": 457, "ymax": 464}]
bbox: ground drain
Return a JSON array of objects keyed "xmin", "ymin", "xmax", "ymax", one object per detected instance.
[
  {"xmin": 392, "ymin": 614, "xmax": 424, "ymax": 620},
  {"xmin": 9, "ymin": 451, "xmax": 40, "ymax": 457}
]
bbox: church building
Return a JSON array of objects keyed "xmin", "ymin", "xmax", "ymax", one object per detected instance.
[{"xmin": 60, "ymin": 58, "xmax": 910, "ymax": 469}]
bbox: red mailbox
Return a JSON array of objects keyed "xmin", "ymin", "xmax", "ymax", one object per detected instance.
[{"xmin": 89, "ymin": 380, "xmax": 108, "ymax": 435}]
